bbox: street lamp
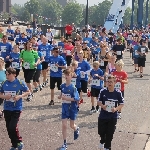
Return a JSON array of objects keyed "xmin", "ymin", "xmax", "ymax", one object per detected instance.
[{"xmin": 85, "ymin": 0, "xmax": 88, "ymax": 27}]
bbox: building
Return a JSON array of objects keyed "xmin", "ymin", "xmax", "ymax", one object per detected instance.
[{"xmin": 0, "ymin": 0, "xmax": 11, "ymax": 14}]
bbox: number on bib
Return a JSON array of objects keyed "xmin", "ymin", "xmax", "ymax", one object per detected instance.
[
  {"xmin": 115, "ymin": 82, "xmax": 121, "ymax": 90},
  {"xmin": 117, "ymin": 51, "xmax": 121, "ymax": 55},
  {"xmin": 24, "ymin": 62, "xmax": 30, "ymax": 69},
  {"xmin": 4, "ymin": 91, "xmax": 16, "ymax": 102},
  {"xmin": 12, "ymin": 62, "xmax": 19, "ymax": 69},
  {"xmin": 105, "ymin": 101, "xmax": 115, "ymax": 112},
  {"xmin": 71, "ymin": 78, "xmax": 76, "ymax": 85},
  {"xmin": 50, "ymin": 64, "xmax": 58, "ymax": 72}
]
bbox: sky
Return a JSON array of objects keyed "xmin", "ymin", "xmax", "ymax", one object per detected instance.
[{"xmin": 12, "ymin": 0, "xmax": 132, "ymax": 6}]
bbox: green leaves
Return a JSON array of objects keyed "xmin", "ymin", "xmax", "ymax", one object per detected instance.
[{"xmin": 62, "ymin": 2, "xmax": 83, "ymax": 25}]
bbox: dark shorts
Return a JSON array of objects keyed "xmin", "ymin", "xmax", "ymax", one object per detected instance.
[
  {"xmin": 134, "ymin": 58, "xmax": 138, "ymax": 64},
  {"xmin": 50, "ymin": 76, "xmax": 62, "ymax": 90},
  {"xmin": 138, "ymin": 57, "xmax": 146, "ymax": 67},
  {"xmin": 8, "ymin": 38, "xmax": 14, "ymax": 41},
  {"xmin": 23, "ymin": 68, "xmax": 35, "ymax": 83},
  {"xmin": 77, "ymin": 88, "xmax": 81, "ymax": 94},
  {"xmin": 91, "ymin": 88, "xmax": 100, "ymax": 97},
  {"xmin": 5, "ymin": 61, "xmax": 11, "ymax": 69},
  {"xmin": 66, "ymin": 56, "xmax": 72, "ymax": 66},
  {"xmin": 42, "ymin": 61, "xmax": 49, "ymax": 70},
  {"xmin": 80, "ymin": 80, "xmax": 88, "ymax": 93},
  {"xmin": 48, "ymin": 40, "xmax": 52, "ymax": 45}
]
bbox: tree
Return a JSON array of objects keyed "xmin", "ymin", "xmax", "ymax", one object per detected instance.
[
  {"xmin": 41, "ymin": 0, "xmax": 62, "ymax": 25},
  {"xmin": 61, "ymin": 2, "xmax": 83, "ymax": 25},
  {"xmin": 24, "ymin": 0, "xmax": 41, "ymax": 15},
  {"xmin": 123, "ymin": 7, "xmax": 132, "ymax": 25}
]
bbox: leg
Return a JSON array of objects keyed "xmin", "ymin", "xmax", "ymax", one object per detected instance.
[
  {"xmin": 105, "ymin": 119, "xmax": 117, "ymax": 149},
  {"xmin": 62, "ymin": 119, "xmax": 68, "ymax": 143}
]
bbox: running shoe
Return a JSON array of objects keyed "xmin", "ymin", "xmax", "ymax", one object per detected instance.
[
  {"xmin": 79, "ymin": 99, "xmax": 83, "ymax": 104},
  {"xmin": 26, "ymin": 94, "xmax": 33, "ymax": 102},
  {"xmin": 17, "ymin": 142, "xmax": 24, "ymax": 150},
  {"xmin": 60, "ymin": 144, "xmax": 67, "ymax": 150},
  {"xmin": 74, "ymin": 127, "xmax": 79, "ymax": 140},
  {"xmin": 39, "ymin": 86, "xmax": 43, "ymax": 91},
  {"xmin": 10, "ymin": 147, "xmax": 16, "ymax": 150},
  {"xmin": 49, "ymin": 100, "xmax": 54, "ymax": 105},
  {"xmin": 99, "ymin": 143, "xmax": 104, "ymax": 150},
  {"xmin": 117, "ymin": 112, "xmax": 121, "ymax": 119},
  {"xmin": 90, "ymin": 108, "xmax": 96, "ymax": 115},
  {"xmin": 33, "ymin": 88, "xmax": 38, "ymax": 93}
]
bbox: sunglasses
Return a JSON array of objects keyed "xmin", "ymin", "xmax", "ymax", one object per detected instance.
[{"xmin": 54, "ymin": 51, "xmax": 59, "ymax": 53}]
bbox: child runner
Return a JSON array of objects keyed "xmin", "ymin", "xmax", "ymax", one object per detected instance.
[
  {"xmin": 0, "ymin": 57, "xmax": 6, "ymax": 118},
  {"xmin": 89, "ymin": 61, "xmax": 104, "ymax": 114},
  {"xmin": 113, "ymin": 60, "xmax": 128, "ymax": 119},
  {"xmin": 9, "ymin": 45, "xmax": 21, "ymax": 77},
  {"xmin": 97, "ymin": 75, "xmax": 124, "ymax": 150},
  {"xmin": 58, "ymin": 69, "xmax": 80, "ymax": 150},
  {"xmin": 0, "ymin": 67, "xmax": 30, "ymax": 150}
]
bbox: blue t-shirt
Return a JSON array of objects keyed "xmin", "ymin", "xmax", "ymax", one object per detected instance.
[
  {"xmin": 90, "ymin": 68, "xmax": 104, "ymax": 89},
  {"xmin": 37, "ymin": 31, "xmax": 43, "ymax": 40},
  {"xmin": 83, "ymin": 37, "xmax": 92, "ymax": 47},
  {"xmin": 98, "ymin": 88, "xmax": 124, "ymax": 119},
  {"xmin": 37, "ymin": 51, "xmax": 42, "ymax": 70},
  {"xmin": 38, "ymin": 44, "xmax": 52, "ymax": 62},
  {"xmin": 26, "ymin": 28, "xmax": 32, "ymax": 38},
  {"xmin": 0, "ymin": 79, "xmax": 28, "ymax": 111},
  {"xmin": 10, "ymin": 52, "xmax": 20, "ymax": 69},
  {"xmin": 0, "ymin": 42, "xmax": 12, "ymax": 61},
  {"xmin": 133, "ymin": 45, "xmax": 140, "ymax": 58},
  {"xmin": 71, "ymin": 68, "xmax": 81, "ymax": 89},
  {"xmin": 61, "ymin": 83, "xmax": 80, "ymax": 119},
  {"xmin": 49, "ymin": 55, "xmax": 66, "ymax": 77},
  {"xmin": 15, "ymin": 33, "xmax": 21, "ymax": 43},
  {"xmin": 19, "ymin": 37, "xmax": 28, "ymax": 50},
  {"xmin": 78, "ymin": 60, "xmax": 91, "ymax": 81},
  {"xmin": 7, "ymin": 29, "xmax": 14, "ymax": 39},
  {"xmin": 99, "ymin": 36, "xmax": 109, "ymax": 42}
]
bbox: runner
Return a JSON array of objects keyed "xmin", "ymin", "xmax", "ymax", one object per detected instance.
[
  {"xmin": 112, "ymin": 60, "xmax": 128, "ymax": 119},
  {"xmin": 6, "ymin": 25, "xmax": 14, "ymax": 45},
  {"xmin": 89, "ymin": 61, "xmax": 104, "ymax": 114},
  {"xmin": 0, "ymin": 35, "xmax": 12, "ymax": 69},
  {"xmin": 9, "ymin": 45, "xmax": 21, "ymax": 77},
  {"xmin": 97, "ymin": 75, "xmax": 124, "ymax": 150},
  {"xmin": 46, "ymin": 28, "xmax": 54, "ymax": 45},
  {"xmin": 48, "ymin": 47, "xmax": 67, "ymax": 105},
  {"xmin": 20, "ymin": 41, "xmax": 40, "ymax": 101},
  {"xmin": 0, "ymin": 67, "xmax": 30, "ymax": 150},
  {"xmin": 38, "ymin": 36, "xmax": 52, "ymax": 87},
  {"xmin": 58, "ymin": 69, "xmax": 80, "ymax": 150},
  {"xmin": 137, "ymin": 40, "xmax": 148, "ymax": 78}
]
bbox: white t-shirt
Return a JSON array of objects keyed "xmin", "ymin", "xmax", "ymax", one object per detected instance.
[{"xmin": 46, "ymin": 32, "xmax": 53, "ymax": 41}]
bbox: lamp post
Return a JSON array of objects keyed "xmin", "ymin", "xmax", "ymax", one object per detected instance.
[{"xmin": 85, "ymin": 0, "xmax": 88, "ymax": 28}]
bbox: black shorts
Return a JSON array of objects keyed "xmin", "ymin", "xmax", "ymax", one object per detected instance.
[
  {"xmin": 23, "ymin": 68, "xmax": 35, "ymax": 83},
  {"xmin": 48, "ymin": 40, "xmax": 52, "ymax": 45},
  {"xmin": 77, "ymin": 88, "xmax": 81, "ymax": 94},
  {"xmin": 42, "ymin": 61, "xmax": 49, "ymax": 70},
  {"xmin": 91, "ymin": 88, "xmax": 100, "ymax": 97},
  {"xmin": 33, "ymin": 69, "xmax": 41, "ymax": 82},
  {"xmin": 66, "ymin": 56, "xmax": 72, "ymax": 66},
  {"xmin": 50, "ymin": 76, "xmax": 62, "ymax": 90},
  {"xmin": 148, "ymin": 42, "xmax": 150, "ymax": 49},
  {"xmin": 80, "ymin": 80, "xmax": 88, "ymax": 93},
  {"xmin": 15, "ymin": 69, "xmax": 20, "ymax": 77},
  {"xmin": 134, "ymin": 58, "xmax": 138, "ymax": 64},
  {"xmin": 5, "ymin": 61, "xmax": 11, "ymax": 69},
  {"xmin": 138, "ymin": 57, "xmax": 146, "ymax": 67},
  {"xmin": 8, "ymin": 38, "xmax": 14, "ymax": 41}
]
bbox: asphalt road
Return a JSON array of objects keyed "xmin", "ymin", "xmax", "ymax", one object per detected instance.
[{"xmin": 0, "ymin": 51, "xmax": 150, "ymax": 150}]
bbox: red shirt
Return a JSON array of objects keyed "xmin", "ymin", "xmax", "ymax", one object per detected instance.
[
  {"xmin": 113, "ymin": 71, "xmax": 128, "ymax": 91},
  {"xmin": 65, "ymin": 25, "xmax": 73, "ymax": 34},
  {"xmin": 64, "ymin": 44, "xmax": 74, "ymax": 56}
]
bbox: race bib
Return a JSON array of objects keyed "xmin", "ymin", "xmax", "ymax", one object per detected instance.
[
  {"xmin": 62, "ymin": 93, "xmax": 71, "ymax": 103},
  {"xmin": 1, "ymin": 46, "xmax": 6, "ymax": 52},
  {"xmin": 12, "ymin": 62, "xmax": 19, "ymax": 69},
  {"xmin": 80, "ymin": 71, "xmax": 85, "ymax": 78},
  {"xmin": 135, "ymin": 50, "xmax": 138, "ymax": 55},
  {"xmin": 16, "ymin": 35, "xmax": 20, "ymax": 38},
  {"xmin": 66, "ymin": 50, "xmax": 71, "ymax": 55},
  {"xmin": 141, "ymin": 48, "xmax": 145, "ymax": 53},
  {"xmin": 41, "ymin": 51, "xmax": 46, "ymax": 57},
  {"xmin": 91, "ymin": 79, "xmax": 100, "ymax": 86},
  {"xmin": 19, "ymin": 44, "xmax": 24, "ymax": 49},
  {"xmin": 4, "ymin": 91, "xmax": 16, "ymax": 102},
  {"xmin": 50, "ymin": 64, "xmax": 58, "ymax": 72},
  {"xmin": 117, "ymin": 51, "xmax": 121, "ymax": 55},
  {"xmin": 71, "ymin": 78, "xmax": 76, "ymax": 85},
  {"xmin": 115, "ymin": 82, "xmax": 121, "ymax": 90},
  {"xmin": 100, "ymin": 60, "xmax": 104, "ymax": 66},
  {"xmin": 105, "ymin": 101, "xmax": 115, "ymax": 112},
  {"xmin": 24, "ymin": 62, "xmax": 30, "ymax": 69}
]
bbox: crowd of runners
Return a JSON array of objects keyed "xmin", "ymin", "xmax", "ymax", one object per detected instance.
[{"xmin": 0, "ymin": 23, "xmax": 149, "ymax": 150}]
